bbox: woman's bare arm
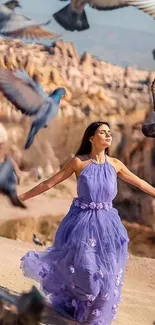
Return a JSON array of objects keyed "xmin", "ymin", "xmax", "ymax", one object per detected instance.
[
  {"xmin": 19, "ymin": 157, "xmax": 78, "ymax": 201},
  {"xmin": 117, "ymin": 159, "xmax": 155, "ymax": 197}
]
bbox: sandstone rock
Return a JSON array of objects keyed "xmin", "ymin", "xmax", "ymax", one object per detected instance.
[
  {"xmin": 0, "ymin": 38, "xmax": 153, "ymax": 228},
  {"xmin": 0, "ymin": 123, "xmax": 8, "ymax": 144}
]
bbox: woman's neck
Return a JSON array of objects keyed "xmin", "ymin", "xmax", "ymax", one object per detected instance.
[{"xmin": 89, "ymin": 149, "xmax": 106, "ymax": 163}]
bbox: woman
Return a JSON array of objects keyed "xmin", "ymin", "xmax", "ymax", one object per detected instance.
[{"xmin": 20, "ymin": 121, "xmax": 155, "ymax": 325}]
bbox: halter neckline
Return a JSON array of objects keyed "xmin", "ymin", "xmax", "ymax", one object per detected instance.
[
  {"xmin": 87, "ymin": 153, "xmax": 107, "ymax": 165},
  {"xmin": 76, "ymin": 156, "xmax": 117, "ymax": 180}
]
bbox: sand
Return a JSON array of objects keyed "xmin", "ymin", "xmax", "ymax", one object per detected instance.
[{"xmin": 0, "ymin": 236, "xmax": 155, "ymax": 325}]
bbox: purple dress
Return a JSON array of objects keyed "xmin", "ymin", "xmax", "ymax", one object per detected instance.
[{"xmin": 20, "ymin": 155, "xmax": 129, "ymax": 325}]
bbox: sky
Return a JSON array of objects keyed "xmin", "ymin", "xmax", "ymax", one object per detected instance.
[
  {"xmin": 20, "ymin": 0, "xmax": 155, "ymax": 33},
  {"xmin": 1, "ymin": 0, "xmax": 155, "ymax": 70}
]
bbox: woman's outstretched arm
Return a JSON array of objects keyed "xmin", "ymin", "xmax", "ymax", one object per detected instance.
[
  {"xmin": 19, "ymin": 157, "xmax": 78, "ymax": 201},
  {"xmin": 117, "ymin": 159, "xmax": 155, "ymax": 197}
]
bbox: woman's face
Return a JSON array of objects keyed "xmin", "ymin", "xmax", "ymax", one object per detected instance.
[{"xmin": 90, "ymin": 124, "xmax": 112, "ymax": 148}]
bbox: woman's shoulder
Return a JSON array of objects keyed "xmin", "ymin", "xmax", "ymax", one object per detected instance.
[
  {"xmin": 72, "ymin": 155, "xmax": 89, "ymax": 167},
  {"xmin": 75, "ymin": 155, "xmax": 89, "ymax": 162},
  {"xmin": 107, "ymin": 156, "xmax": 119, "ymax": 163},
  {"xmin": 60, "ymin": 155, "xmax": 90, "ymax": 177},
  {"xmin": 107, "ymin": 156, "xmax": 123, "ymax": 173},
  {"xmin": 67, "ymin": 155, "xmax": 89, "ymax": 169}
]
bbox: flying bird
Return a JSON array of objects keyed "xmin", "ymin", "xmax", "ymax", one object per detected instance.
[
  {"xmin": 31, "ymin": 167, "xmax": 42, "ymax": 180},
  {"xmin": 0, "ymin": 285, "xmax": 45, "ymax": 325},
  {"xmin": 53, "ymin": 0, "xmax": 155, "ymax": 31},
  {"xmin": 152, "ymin": 49, "xmax": 155, "ymax": 60},
  {"xmin": 33, "ymin": 234, "xmax": 43, "ymax": 246},
  {"xmin": 142, "ymin": 79, "xmax": 155, "ymax": 138},
  {"xmin": 0, "ymin": 0, "xmax": 61, "ymax": 40},
  {"xmin": 0, "ymin": 68, "xmax": 66, "ymax": 149},
  {"xmin": 0, "ymin": 157, "xmax": 26, "ymax": 208}
]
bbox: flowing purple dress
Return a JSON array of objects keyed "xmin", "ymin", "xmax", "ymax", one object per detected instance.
[{"xmin": 20, "ymin": 155, "xmax": 129, "ymax": 325}]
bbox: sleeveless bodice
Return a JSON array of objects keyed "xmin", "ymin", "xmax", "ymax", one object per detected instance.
[{"xmin": 77, "ymin": 158, "xmax": 117, "ymax": 204}]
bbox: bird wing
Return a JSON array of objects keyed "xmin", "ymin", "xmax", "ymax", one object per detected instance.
[
  {"xmin": 89, "ymin": 0, "xmax": 128, "ymax": 10},
  {"xmin": 0, "ymin": 14, "xmax": 61, "ymax": 39},
  {"xmin": 0, "ymin": 288, "xmax": 17, "ymax": 305},
  {"xmin": 0, "ymin": 158, "xmax": 19, "ymax": 188},
  {"xmin": 0, "ymin": 68, "xmax": 45, "ymax": 116},
  {"xmin": 13, "ymin": 70, "xmax": 48, "ymax": 99},
  {"xmin": 89, "ymin": 0, "xmax": 155, "ymax": 16},
  {"xmin": 151, "ymin": 78, "xmax": 155, "ymax": 109},
  {"xmin": 0, "ymin": 158, "xmax": 26, "ymax": 208},
  {"xmin": 128, "ymin": 0, "xmax": 155, "ymax": 18},
  {"xmin": 0, "ymin": 4, "xmax": 11, "ymax": 21},
  {"xmin": 0, "ymin": 158, "xmax": 13, "ymax": 185},
  {"xmin": 9, "ymin": 191, "xmax": 26, "ymax": 208},
  {"xmin": 142, "ymin": 111, "xmax": 155, "ymax": 138}
]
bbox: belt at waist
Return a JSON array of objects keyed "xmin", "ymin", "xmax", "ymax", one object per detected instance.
[{"xmin": 73, "ymin": 198, "xmax": 113, "ymax": 211}]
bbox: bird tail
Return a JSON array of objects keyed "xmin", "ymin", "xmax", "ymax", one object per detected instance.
[
  {"xmin": 25, "ymin": 125, "xmax": 37, "ymax": 150},
  {"xmin": 10, "ymin": 191, "xmax": 26, "ymax": 209},
  {"xmin": 53, "ymin": 4, "xmax": 89, "ymax": 31}
]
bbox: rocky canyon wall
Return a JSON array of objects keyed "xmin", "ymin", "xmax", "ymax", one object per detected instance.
[{"xmin": 0, "ymin": 37, "xmax": 154, "ymax": 226}]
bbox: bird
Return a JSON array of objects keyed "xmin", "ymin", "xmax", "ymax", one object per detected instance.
[
  {"xmin": 0, "ymin": 157, "xmax": 26, "ymax": 208},
  {"xmin": 53, "ymin": 0, "xmax": 155, "ymax": 32},
  {"xmin": 36, "ymin": 41, "xmax": 56, "ymax": 55},
  {"xmin": 17, "ymin": 287, "xmax": 45, "ymax": 325},
  {"xmin": 142, "ymin": 79, "xmax": 155, "ymax": 138},
  {"xmin": 152, "ymin": 49, "xmax": 155, "ymax": 60},
  {"xmin": 0, "ymin": 68, "xmax": 66, "ymax": 149},
  {"xmin": 0, "ymin": 285, "xmax": 45, "ymax": 325},
  {"xmin": 0, "ymin": 0, "xmax": 61, "ymax": 40},
  {"xmin": 33, "ymin": 234, "xmax": 43, "ymax": 246},
  {"xmin": 31, "ymin": 167, "xmax": 42, "ymax": 180}
]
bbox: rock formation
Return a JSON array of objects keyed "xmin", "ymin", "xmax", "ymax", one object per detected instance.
[{"xmin": 0, "ymin": 37, "xmax": 154, "ymax": 226}]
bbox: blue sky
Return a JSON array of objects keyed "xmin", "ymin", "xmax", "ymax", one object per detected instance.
[
  {"xmin": 21, "ymin": 0, "xmax": 155, "ymax": 33},
  {"xmin": 1, "ymin": 0, "xmax": 155, "ymax": 70}
]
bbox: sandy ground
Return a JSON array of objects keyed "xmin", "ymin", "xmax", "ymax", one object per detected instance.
[
  {"xmin": 0, "ymin": 182, "xmax": 155, "ymax": 325},
  {"xmin": 0, "ymin": 183, "xmax": 72, "ymax": 222},
  {"xmin": 0, "ymin": 236, "xmax": 155, "ymax": 325}
]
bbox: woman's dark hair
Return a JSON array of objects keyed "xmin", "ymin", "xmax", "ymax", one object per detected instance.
[{"xmin": 75, "ymin": 121, "xmax": 110, "ymax": 156}]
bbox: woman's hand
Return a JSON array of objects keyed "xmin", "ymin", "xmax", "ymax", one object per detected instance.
[{"xmin": 18, "ymin": 194, "xmax": 26, "ymax": 201}]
